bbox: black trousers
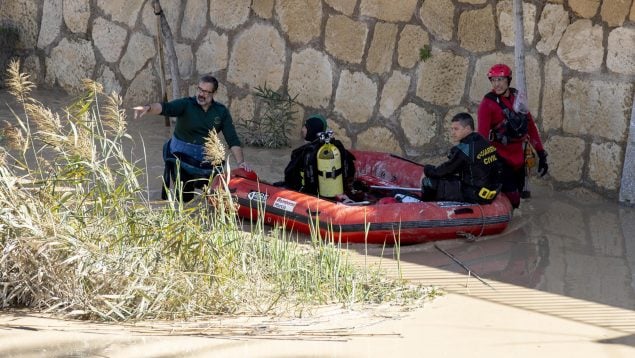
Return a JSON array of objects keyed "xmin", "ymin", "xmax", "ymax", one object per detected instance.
[
  {"xmin": 421, "ymin": 177, "xmax": 464, "ymax": 202},
  {"xmin": 500, "ymin": 164, "xmax": 525, "ymax": 208}
]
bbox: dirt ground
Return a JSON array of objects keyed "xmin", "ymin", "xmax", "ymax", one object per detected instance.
[{"xmin": 1, "ymin": 90, "xmax": 634, "ymax": 357}]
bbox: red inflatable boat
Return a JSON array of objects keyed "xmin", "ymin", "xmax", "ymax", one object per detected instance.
[{"xmin": 210, "ymin": 150, "xmax": 513, "ymax": 244}]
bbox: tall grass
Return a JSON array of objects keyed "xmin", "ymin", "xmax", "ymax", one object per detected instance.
[{"xmin": 0, "ymin": 61, "xmax": 435, "ymax": 321}]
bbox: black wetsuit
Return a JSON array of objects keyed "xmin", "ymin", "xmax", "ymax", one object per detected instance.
[{"xmin": 421, "ymin": 132, "xmax": 502, "ymax": 203}]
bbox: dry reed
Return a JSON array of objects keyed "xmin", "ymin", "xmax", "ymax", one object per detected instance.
[{"xmin": 0, "ymin": 60, "xmax": 435, "ymax": 322}]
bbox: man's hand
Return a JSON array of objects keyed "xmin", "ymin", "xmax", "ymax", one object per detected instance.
[
  {"xmin": 537, "ymin": 150, "xmax": 548, "ymax": 177},
  {"xmin": 133, "ymin": 105, "xmax": 150, "ymax": 119},
  {"xmin": 238, "ymin": 161, "xmax": 252, "ymax": 172}
]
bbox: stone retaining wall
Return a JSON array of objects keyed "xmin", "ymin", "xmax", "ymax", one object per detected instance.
[{"xmin": 1, "ymin": 0, "xmax": 634, "ymax": 198}]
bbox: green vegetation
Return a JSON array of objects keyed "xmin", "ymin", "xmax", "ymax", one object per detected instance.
[
  {"xmin": 237, "ymin": 84, "xmax": 298, "ymax": 149},
  {"xmin": 419, "ymin": 45, "xmax": 432, "ymax": 62},
  {"xmin": 0, "ymin": 61, "xmax": 436, "ymax": 321}
]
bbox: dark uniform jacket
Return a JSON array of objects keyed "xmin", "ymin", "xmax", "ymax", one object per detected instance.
[{"xmin": 423, "ymin": 132, "xmax": 502, "ymax": 203}]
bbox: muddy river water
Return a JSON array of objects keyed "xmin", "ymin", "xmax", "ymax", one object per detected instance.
[{"xmin": 1, "ymin": 89, "xmax": 634, "ymax": 352}]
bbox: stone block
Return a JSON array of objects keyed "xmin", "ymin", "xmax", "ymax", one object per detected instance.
[
  {"xmin": 557, "ymin": 20, "xmax": 604, "ymax": 73},
  {"xmin": 124, "ymin": 67, "xmax": 160, "ymax": 106},
  {"xmin": 416, "ymin": 51, "xmax": 468, "ymax": 106},
  {"xmin": 325, "ymin": 0, "xmax": 356, "ymax": 16},
  {"xmin": 569, "ymin": 0, "xmax": 600, "ymax": 18},
  {"xmin": 97, "ymin": 0, "xmax": 144, "ymax": 28},
  {"xmin": 563, "ymin": 78, "xmax": 633, "ymax": 142},
  {"xmin": 589, "ymin": 141, "xmax": 623, "ymax": 191},
  {"xmin": 459, "ymin": 0, "xmax": 486, "ymax": 3},
  {"xmin": 496, "ymin": 1, "xmax": 536, "ymax": 47},
  {"xmin": 209, "ymin": 0, "xmax": 250, "ymax": 30},
  {"xmin": 360, "ymin": 0, "xmax": 418, "ymax": 22},
  {"xmin": 182, "ymin": 0, "xmax": 207, "ymax": 40},
  {"xmin": 63, "ymin": 0, "xmax": 90, "ymax": 34},
  {"xmin": 92, "ymin": 17, "xmax": 127, "ymax": 63},
  {"xmin": 356, "ymin": 126, "xmax": 402, "ymax": 155},
  {"xmin": 97, "ymin": 66, "xmax": 122, "ymax": 97},
  {"xmin": 252, "ymin": 0, "xmax": 274, "ymax": 19},
  {"xmin": 334, "ymin": 70, "xmax": 377, "ymax": 124},
  {"xmin": 119, "ymin": 32, "xmax": 155, "ymax": 81},
  {"xmin": 287, "ymin": 48, "xmax": 333, "ymax": 109},
  {"xmin": 175, "ymin": 43, "xmax": 193, "ymax": 79},
  {"xmin": 276, "ymin": 0, "xmax": 322, "ymax": 44},
  {"xmin": 399, "ymin": 103, "xmax": 437, "ymax": 147},
  {"xmin": 329, "ymin": 121, "xmax": 352, "ymax": 149},
  {"xmin": 459, "ymin": 6, "xmax": 496, "ymax": 53},
  {"xmin": 227, "ymin": 24, "xmax": 286, "ymax": 90},
  {"xmin": 379, "ymin": 71, "xmax": 410, "ymax": 118},
  {"xmin": 38, "ymin": 0, "xmax": 62, "ymax": 49},
  {"xmin": 601, "ymin": 0, "xmax": 631, "ymax": 27},
  {"xmin": 544, "ymin": 136, "xmax": 585, "ymax": 183},
  {"xmin": 45, "ymin": 38, "xmax": 96, "ymax": 93},
  {"xmin": 229, "ymin": 95, "xmax": 255, "ymax": 128},
  {"xmin": 22, "ymin": 55, "xmax": 42, "ymax": 84},
  {"xmin": 397, "ymin": 25, "xmax": 430, "ymax": 69},
  {"xmin": 536, "ymin": 3, "xmax": 569, "ymax": 55},
  {"xmin": 366, "ymin": 22, "xmax": 398, "ymax": 75},
  {"xmin": 420, "ymin": 0, "xmax": 454, "ymax": 41},
  {"xmin": 607, "ymin": 27, "xmax": 635, "ymax": 75},
  {"xmin": 325, "ymin": 15, "xmax": 368, "ymax": 64},
  {"xmin": 196, "ymin": 30, "xmax": 228, "ymax": 75},
  {"xmin": 541, "ymin": 57, "xmax": 563, "ymax": 132}
]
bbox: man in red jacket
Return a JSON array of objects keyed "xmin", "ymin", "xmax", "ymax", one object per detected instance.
[{"xmin": 477, "ymin": 64, "xmax": 548, "ymax": 209}]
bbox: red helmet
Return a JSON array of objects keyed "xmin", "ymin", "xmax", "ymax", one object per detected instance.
[{"xmin": 487, "ymin": 64, "xmax": 512, "ymax": 78}]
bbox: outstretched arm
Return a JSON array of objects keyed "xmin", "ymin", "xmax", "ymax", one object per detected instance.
[{"xmin": 133, "ymin": 103, "xmax": 163, "ymax": 119}]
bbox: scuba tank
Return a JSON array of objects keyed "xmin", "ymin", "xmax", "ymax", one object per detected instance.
[
  {"xmin": 522, "ymin": 140, "xmax": 535, "ymax": 199},
  {"xmin": 316, "ymin": 130, "xmax": 344, "ymax": 197}
]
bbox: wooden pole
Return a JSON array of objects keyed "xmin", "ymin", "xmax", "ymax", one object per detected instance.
[
  {"xmin": 434, "ymin": 244, "xmax": 495, "ymax": 290},
  {"xmin": 155, "ymin": 10, "xmax": 169, "ymax": 127},
  {"xmin": 152, "ymin": 1, "xmax": 181, "ymax": 123}
]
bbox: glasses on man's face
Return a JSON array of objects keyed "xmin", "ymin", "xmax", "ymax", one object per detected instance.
[
  {"xmin": 197, "ymin": 86, "xmax": 214, "ymax": 95},
  {"xmin": 489, "ymin": 77, "xmax": 507, "ymax": 83}
]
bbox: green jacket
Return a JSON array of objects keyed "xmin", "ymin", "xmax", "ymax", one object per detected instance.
[{"xmin": 161, "ymin": 97, "xmax": 241, "ymax": 147}]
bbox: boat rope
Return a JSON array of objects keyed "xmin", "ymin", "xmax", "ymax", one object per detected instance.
[{"xmin": 476, "ymin": 203, "xmax": 486, "ymax": 238}]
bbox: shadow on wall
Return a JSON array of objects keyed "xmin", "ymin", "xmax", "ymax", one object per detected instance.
[{"xmin": 0, "ymin": 21, "xmax": 20, "ymax": 88}]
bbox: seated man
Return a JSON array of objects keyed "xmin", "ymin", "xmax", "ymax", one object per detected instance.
[
  {"xmin": 420, "ymin": 112, "xmax": 502, "ymax": 204},
  {"xmin": 278, "ymin": 114, "xmax": 355, "ymax": 197},
  {"xmin": 134, "ymin": 75, "xmax": 250, "ymax": 202}
]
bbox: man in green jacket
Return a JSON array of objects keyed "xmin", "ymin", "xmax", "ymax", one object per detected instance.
[{"xmin": 134, "ymin": 75, "xmax": 250, "ymax": 200}]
